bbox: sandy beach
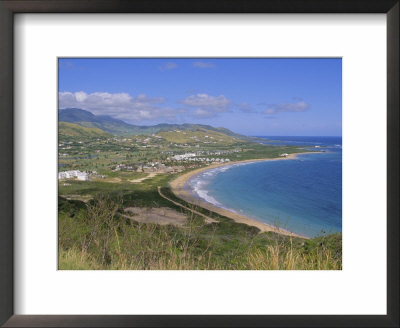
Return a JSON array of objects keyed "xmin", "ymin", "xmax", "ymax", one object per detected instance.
[{"xmin": 169, "ymin": 153, "xmax": 318, "ymax": 239}]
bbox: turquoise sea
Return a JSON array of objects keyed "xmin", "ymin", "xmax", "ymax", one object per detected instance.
[{"xmin": 185, "ymin": 136, "xmax": 342, "ymax": 237}]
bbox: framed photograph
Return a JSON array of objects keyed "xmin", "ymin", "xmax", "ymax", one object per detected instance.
[{"xmin": 1, "ymin": 0, "xmax": 398, "ymax": 327}]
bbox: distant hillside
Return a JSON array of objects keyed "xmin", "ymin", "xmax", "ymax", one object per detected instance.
[
  {"xmin": 59, "ymin": 108, "xmax": 247, "ymax": 138},
  {"xmin": 59, "ymin": 108, "xmax": 139, "ymax": 135},
  {"xmin": 158, "ymin": 128, "xmax": 239, "ymax": 144},
  {"xmin": 153, "ymin": 123, "xmax": 246, "ymax": 139},
  {"xmin": 59, "ymin": 122, "xmax": 111, "ymax": 138}
]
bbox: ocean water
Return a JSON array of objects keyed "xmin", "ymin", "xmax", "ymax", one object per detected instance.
[{"xmin": 185, "ymin": 136, "xmax": 342, "ymax": 237}]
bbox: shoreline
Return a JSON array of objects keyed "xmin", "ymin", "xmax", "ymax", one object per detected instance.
[{"xmin": 169, "ymin": 152, "xmax": 320, "ymax": 239}]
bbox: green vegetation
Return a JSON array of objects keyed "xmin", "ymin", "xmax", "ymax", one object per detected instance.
[
  {"xmin": 59, "ymin": 195, "xmax": 342, "ymax": 270},
  {"xmin": 59, "ymin": 122, "xmax": 112, "ymax": 138}
]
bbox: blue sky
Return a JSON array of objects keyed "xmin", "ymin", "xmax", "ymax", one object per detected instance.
[{"xmin": 58, "ymin": 58, "xmax": 342, "ymax": 136}]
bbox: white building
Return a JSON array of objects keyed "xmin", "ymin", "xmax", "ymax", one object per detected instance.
[
  {"xmin": 77, "ymin": 172, "xmax": 89, "ymax": 181},
  {"xmin": 58, "ymin": 170, "xmax": 89, "ymax": 181},
  {"xmin": 173, "ymin": 153, "xmax": 196, "ymax": 161},
  {"xmin": 58, "ymin": 172, "xmax": 68, "ymax": 179}
]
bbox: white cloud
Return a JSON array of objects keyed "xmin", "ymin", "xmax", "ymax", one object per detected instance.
[
  {"xmin": 58, "ymin": 91, "xmax": 181, "ymax": 122},
  {"xmin": 264, "ymin": 101, "xmax": 310, "ymax": 115},
  {"xmin": 158, "ymin": 62, "xmax": 178, "ymax": 71},
  {"xmin": 179, "ymin": 93, "xmax": 231, "ymax": 118},
  {"xmin": 193, "ymin": 61, "xmax": 215, "ymax": 68},
  {"xmin": 74, "ymin": 91, "xmax": 88, "ymax": 102}
]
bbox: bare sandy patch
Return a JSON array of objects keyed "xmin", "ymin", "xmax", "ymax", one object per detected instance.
[
  {"xmin": 64, "ymin": 194, "xmax": 92, "ymax": 203},
  {"xmin": 103, "ymin": 177, "xmax": 122, "ymax": 183},
  {"xmin": 123, "ymin": 207, "xmax": 187, "ymax": 227},
  {"xmin": 128, "ymin": 172, "xmax": 159, "ymax": 183}
]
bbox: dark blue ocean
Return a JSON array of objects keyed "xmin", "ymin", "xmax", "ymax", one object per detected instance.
[{"xmin": 186, "ymin": 136, "xmax": 342, "ymax": 237}]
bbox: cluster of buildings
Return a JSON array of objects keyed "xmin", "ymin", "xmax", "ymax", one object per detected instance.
[
  {"xmin": 167, "ymin": 153, "xmax": 231, "ymax": 164},
  {"xmin": 194, "ymin": 149, "xmax": 241, "ymax": 156},
  {"xmin": 58, "ymin": 170, "xmax": 90, "ymax": 181},
  {"xmin": 172, "ymin": 153, "xmax": 196, "ymax": 161},
  {"xmin": 186, "ymin": 157, "xmax": 231, "ymax": 164},
  {"xmin": 139, "ymin": 162, "xmax": 185, "ymax": 174},
  {"xmin": 111, "ymin": 161, "xmax": 185, "ymax": 175},
  {"xmin": 113, "ymin": 164, "xmax": 135, "ymax": 172}
]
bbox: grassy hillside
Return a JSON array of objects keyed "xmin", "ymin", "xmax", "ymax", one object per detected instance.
[
  {"xmin": 77, "ymin": 121, "xmax": 138, "ymax": 136},
  {"xmin": 58, "ymin": 195, "xmax": 342, "ymax": 270},
  {"xmin": 59, "ymin": 122, "xmax": 111, "ymax": 138},
  {"xmin": 158, "ymin": 128, "xmax": 239, "ymax": 144}
]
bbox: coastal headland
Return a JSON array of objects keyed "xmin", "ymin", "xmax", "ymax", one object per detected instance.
[{"xmin": 169, "ymin": 152, "xmax": 319, "ymax": 239}]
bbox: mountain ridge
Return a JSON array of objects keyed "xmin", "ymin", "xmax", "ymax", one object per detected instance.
[{"xmin": 59, "ymin": 108, "xmax": 247, "ymax": 138}]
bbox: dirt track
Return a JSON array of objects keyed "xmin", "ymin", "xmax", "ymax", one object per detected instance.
[{"xmin": 157, "ymin": 186, "xmax": 217, "ymax": 224}]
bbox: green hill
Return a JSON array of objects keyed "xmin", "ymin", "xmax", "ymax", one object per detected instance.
[
  {"xmin": 157, "ymin": 127, "xmax": 239, "ymax": 144},
  {"xmin": 59, "ymin": 122, "xmax": 111, "ymax": 138}
]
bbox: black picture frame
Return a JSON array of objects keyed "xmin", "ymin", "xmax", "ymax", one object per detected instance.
[{"xmin": 0, "ymin": 1, "xmax": 398, "ymax": 327}]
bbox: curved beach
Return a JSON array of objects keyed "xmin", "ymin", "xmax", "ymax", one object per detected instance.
[{"xmin": 169, "ymin": 153, "xmax": 312, "ymax": 239}]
